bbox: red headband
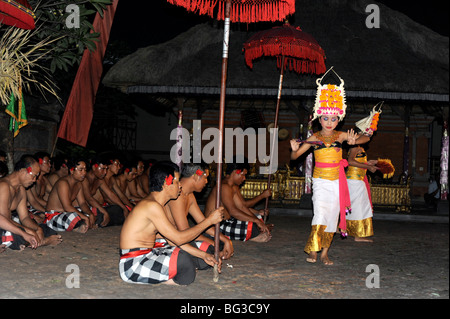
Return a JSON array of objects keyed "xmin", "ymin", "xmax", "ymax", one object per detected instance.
[
  {"xmin": 38, "ymin": 158, "xmax": 43, "ymax": 165},
  {"xmin": 125, "ymin": 168, "xmax": 130, "ymax": 173},
  {"xmin": 165, "ymin": 174, "xmax": 174, "ymax": 186},
  {"xmin": 26, "ymin": 167, "xmax": 32, "ymax": 174},
  {"xmin": 235, "ymin": 169, "xmax": 242, "ymax": 175}
]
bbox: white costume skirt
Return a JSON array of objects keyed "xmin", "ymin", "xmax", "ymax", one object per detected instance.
[
  {"xmin": 304, "ymin": 178, "xmax": 340, "ymax": 253},
  {"xmin": 346, "ymin": 179, "xmax": 374, "ymax": 237},
  {"xmin": 311, "ymin": 177, "xmax": 340, "ymax": 233}
]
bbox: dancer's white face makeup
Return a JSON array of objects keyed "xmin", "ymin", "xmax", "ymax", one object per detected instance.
[{"xmin": 320, "ymin": 116, "xmax": 339, "ymax": 132}]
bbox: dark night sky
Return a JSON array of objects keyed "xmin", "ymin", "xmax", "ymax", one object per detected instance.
[
  {"xmin": 109, "ymin": 0, "xmax": 449, "ymax": 51},
  {"xmin": 377, "ymin": 0, "xmax": 448, "ymax": 36}
]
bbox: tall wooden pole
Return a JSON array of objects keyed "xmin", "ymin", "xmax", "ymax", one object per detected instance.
[
  {"xmin": 213, "ymin": 0, "xmax": 231, "ymax": 283},
  {"xmin": 263, "ymin": 55, "xmax": 285, "ymax": 223}
]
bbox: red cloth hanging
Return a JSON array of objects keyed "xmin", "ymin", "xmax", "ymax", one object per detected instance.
[{"xmin": 57, "ymin": 0, "xmax": 119, "ymax": 147}]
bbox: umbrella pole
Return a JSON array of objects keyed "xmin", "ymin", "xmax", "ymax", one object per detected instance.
[
  {"xmin": 264, "ymin": 55, "xmax": 285, "ymax": 223},
  {"xmin": 214, "ymin": 0, "xmax": 231, "ymax": 283}
]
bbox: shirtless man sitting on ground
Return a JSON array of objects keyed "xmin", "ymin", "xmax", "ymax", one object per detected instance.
[
  {"xmin": 1, "ymin": 155, "xmax": 62, "ymax": 252},
  {"xmin": 45, "ymin": 158, "xmax": 91, "ymax": 233},
  {"xmin": 119, "ymin": 161, "xmax": 224, "ymax": 285},
  {"xmin": 167, "ymin": 163, "xmax": 234, "ymax": 260},
  {"xmin": 205, "ymin": 162, "xmax": 271, "ymax": 243}
]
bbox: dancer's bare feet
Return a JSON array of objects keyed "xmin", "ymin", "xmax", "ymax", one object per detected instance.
[
  {"xmin": 306, "ymin": 251, "xmax": 317, "ymax": 263},
  {"xmin": 320, "ymin": 255, "xmax": 334, "ymax": 265},
  {"xmin": 249, "ymin": 231, "xmax": 272, "ymax": 242},
  {"xmin": 354, "ymin": 237, "xmax": 373, "ymax": 242},
  {"xmin": 320, "ymin": 248, "xmax": 333, "ymax": 265},
  {"xmin": 0, "ymin": 244, "xmax": 6, "ymax": 253}
]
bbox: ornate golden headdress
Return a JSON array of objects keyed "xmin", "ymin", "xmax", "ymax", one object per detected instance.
[{"xmin": 312, "ymin": 67, "xmax": 347, "ymax": 121}]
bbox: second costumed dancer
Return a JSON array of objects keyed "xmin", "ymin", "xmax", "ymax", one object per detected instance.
[{"xmin": 346, "ymin": 104, "xmax": 395, "ymax": 242}]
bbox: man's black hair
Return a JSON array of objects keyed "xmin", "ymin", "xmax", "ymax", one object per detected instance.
[
  {"xmin": 14, "ymin": 154, "xmax": 37, "ymax": 172},
  {"xmin": 149, "ymin": 161, "xmax": 179, "ymax": 192}
]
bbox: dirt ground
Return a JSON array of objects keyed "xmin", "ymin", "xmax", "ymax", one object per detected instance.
[{"xmin": 1, "ymin": 213, "xmax": 448, "ymax": 306}]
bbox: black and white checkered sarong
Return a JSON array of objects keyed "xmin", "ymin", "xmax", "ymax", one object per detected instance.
[
  {"xmin": 1, "ymin": 229, "xmax": 14, "ymax": 249},
  {"xmin": 220, "ymin": 217, "xmax": 259, "ymax": 241},
  {"xmin": 43, "ymin": 211, "xmax": 82, "ymax": 232},
  {"xmin": 119, "ymin": 238, "xmax": 200, "ymax": 285},
  {"xmin": 119, "ymin": 240, "xmax": 180, "ymax": 284},
  {"xmin": 1, "ymin": 228, "xmax": 27, "ymax": 250},
  {"xmin": 29, "ymin": 207, "xmax": 82, "ymax": 232}
]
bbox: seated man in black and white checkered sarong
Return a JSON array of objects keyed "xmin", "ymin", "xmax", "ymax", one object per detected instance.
[
  {"xmin": 1, "ymin": 155, "xmax": 63, "ymax": 252},
  {"xmin": 119, "ymin": 162, "xmax": 224, "ymax": 285},
  {"xmin": 24, "ymin": 155, "xmax": 87, "ymax": 233},
  {"xmin": 80, "ymin": 155, "xmax": 129, "ymax": 228},
  {"xmin": 167, "ymin": 163, "xmax": 234, "ymax": 260},
  {"xmin": 45, "ymin": 158, "xmax": 97, "ymax": 233},
  {"xmin": 204, "ymin": 162, "xmax": 272, "ymax": 243}
]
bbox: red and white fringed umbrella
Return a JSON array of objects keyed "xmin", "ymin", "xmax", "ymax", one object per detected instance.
[
  {"xmin": 166, "ymin": 0, "xmax": 295, "ymax": 282},
  {"xmin": 243, "ymin": 22, "xmax": 326, "ymax": 75},
  {"xmin": 0, "ymin": 0, "xmax": 35, "ymax": 29},
  {"xmin": 243, "ymin": 22, "xmax": 326, "ymax": 222}
]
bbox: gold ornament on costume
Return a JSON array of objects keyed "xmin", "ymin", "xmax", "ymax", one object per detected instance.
[{"xmin": 315, "ymin": 130, "xmax": 340, "ymax": 147}]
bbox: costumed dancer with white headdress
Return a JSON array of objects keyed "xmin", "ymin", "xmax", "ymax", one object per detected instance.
[
  {"xmin": 290, "ymin": 67, "xmax": 371, "ymax": 265},
  {"xmin": 346, "ymin": 103, "xmax": 394, "ymax": 242}
]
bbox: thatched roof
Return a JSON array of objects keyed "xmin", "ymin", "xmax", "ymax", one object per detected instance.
[{"xmin": 103, "ymin": 0, "xmax": 449, "ymax": 102}]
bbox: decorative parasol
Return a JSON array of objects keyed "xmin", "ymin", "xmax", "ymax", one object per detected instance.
[
  {"xmin": 0, "ymin": 0, "xmax": 36, "ymax": 29},
  {"xmin": 243, "ymin": 22, "xmax": 326, "ymax": 75},
  {"xmin": 166, "ymin": 0, "xmax": 295, "ymax": 282},
  {"xmin": 243, "ymin": 22, "xmax": 326, "ymax": 222},
  {"xmin": 166, "ymin": 0, "xmax": 295, "ymax": 23}
]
